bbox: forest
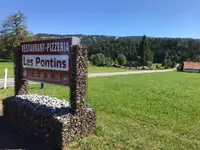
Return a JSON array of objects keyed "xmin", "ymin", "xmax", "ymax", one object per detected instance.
[
  {"xmin": 37, "ymin": 33, "xmax": 200, "ymax": 68},
  {"xmin": 1, "ymin": 11, "xmax": 200, "ymax": 68}
]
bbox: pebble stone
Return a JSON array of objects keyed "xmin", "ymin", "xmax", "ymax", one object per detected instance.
[{"xmin": 15, "ymin": 94, "xmax": 70, "ymax": 117}]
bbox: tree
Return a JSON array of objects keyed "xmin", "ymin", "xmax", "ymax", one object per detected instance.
[
  {"xmin": 138, "ymin": 35, "xmax": 152, "ymax": 67},
  {"xmin": 96, "ymin": 53, "xmax": 106, "ymax": 66},
  {"xmin": 156, "ymin": 64, "xmax": 159, "ymax": 69},
  {"xmin": 36, "ymin": 33, "xmax": 200, "ymax": 65},
  {"xmin": 0, "ymin": 10, "xmax": 34, "ymax": 59},
  {"xmin": 163, "ymin": 58, "xmax": 172, "ymax": 69},
  {"xmin": 195, "ymin": 55, "xmax": 200, "ymax": 62},
  {"xmin": 117, "ymin": 54, "xmax": 127, "ymax": 65},
  {"xmin": 90, "ymin": 53, "xmax": 106, "ymax": 66},
  {"xmin": 90, "ymin": 54, "xmax": 96, "ymax": 65},
  {"xmin": 105, "ymin": 57, "xmax": 113, "ymax": 67}
]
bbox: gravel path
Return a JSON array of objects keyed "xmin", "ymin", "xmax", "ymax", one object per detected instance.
[{"xmin": 88, "ymin": 69, "xmax": 173, "ymax": 78}]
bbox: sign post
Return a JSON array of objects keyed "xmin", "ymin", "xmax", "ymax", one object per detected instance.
[
  {"xmin": 4, "ymin": 37, "xmax": 96, "ymax": 149},
  {"xmin": 41, "ymin": 83, "xmax": 44, "ymax": 89},
  {"xmin": 21, "ymin": 38, "xmax": 76, "ymax": 86},
  {"xmin": 4, "ymin": 68, "xmax": 7, "ymax": 89}
]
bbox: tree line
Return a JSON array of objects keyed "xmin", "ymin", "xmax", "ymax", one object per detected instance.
[
  {"xmin": 87, "ymin": 36, "xmax": 200, "ymax": 68},
  {"xmin": 88, "ymin": 35, "xmax": 153, "ymax": 68},
  {"xmin": 1, "ymin": 11, "xmax": 200, "ymax": 69}
]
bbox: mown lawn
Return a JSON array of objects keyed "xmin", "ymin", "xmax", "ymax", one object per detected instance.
[
  {"xmin": 0, "ymin": 62, "xmax": 14, "ymax": 78},
  {"xmin": 152, "ymin": 63, "xmax": 162, "ymax": 69},
  {"xmin": 0, "ymin": 62, "xmax": 131, "ymax": 78},
  {"xmin": 1, "ymin": 72, "xmax": 200, "ymax": 149}
]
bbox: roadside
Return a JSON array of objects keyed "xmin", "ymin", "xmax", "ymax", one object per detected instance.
[
  {"xmin": 0, "ymin": 69, "xmax": 173, "ymax": 88},
  {"xmin": 88, "ymin": 69, "xmax": 173, "ymax": 78}
]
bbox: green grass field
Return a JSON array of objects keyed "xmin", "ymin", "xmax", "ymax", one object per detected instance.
[
  {"xmin": 152, "ymin": 63, "xmax": 162, "ymax": 69},
  {"xmin": 0, "ymin": 62, "xmax": 14, "ymax": 78},
  {"xmin": 0, "ymin": 62, "xmax": 131, "ymax": 78},
  {"xmin": 0, "ymin": 72, "xmax": 200, "ymax": 149}
]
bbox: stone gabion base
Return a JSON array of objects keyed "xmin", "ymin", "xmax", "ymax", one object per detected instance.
[{"xmin": 3, "ymin": 95, "xmax": 96, "ymax": 150}]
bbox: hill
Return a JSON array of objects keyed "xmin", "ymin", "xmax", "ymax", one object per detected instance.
[
  {"xmin": 35, "ymin": 33, "xmax": 143, "ymax": 45},
  {"xmin": 35, "ymin": 33, "xmax": 200, "ymax": 68}
]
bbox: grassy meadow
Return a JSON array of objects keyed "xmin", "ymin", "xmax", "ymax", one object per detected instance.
[
  {"xmin": 0, "ymin": 62, "xmax": 14, "ymax": 78},
  {"xmin": 152, "ymin": 63, "xmax": 162, "ymax": 69},
  {"xmin": 0, "ymin": 71, "xmax": 200, "ymax": 149},
  {"xmin": 0, "ymin": 62, "xmax": 131, "ymax": 78}
]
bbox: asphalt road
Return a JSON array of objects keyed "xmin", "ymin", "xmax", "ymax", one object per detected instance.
[{"xmin": 0, "ymin": 69, "xmax": 173, "ymax": 88}]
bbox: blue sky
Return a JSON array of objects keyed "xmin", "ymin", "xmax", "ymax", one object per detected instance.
[{"xmin": 0, "ymin": 0, "xmax": 200, "ymax": 38}]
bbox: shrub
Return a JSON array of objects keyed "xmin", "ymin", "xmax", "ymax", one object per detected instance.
[
  {"xmin": 90, "ymin": 54, "xmax": 96, "ymax": 65},
  {"xmin": 90, "ymin": 53, "xmax": 106, "ymax": 66},
  {"xmin": 156, "ymin": 64, "xmax": 159, "ymax": 69},
  {"xmin": 171, "ymin": 61, "xmax": 176, "ymax": 68},
  {"xmin": 163, "ymin": 59, "xmax": 172, "ymax": 69},
  {"xmin": 177, "ymin": 63, "xmax": 183, "ymax": 71},
  {"xmin": 105, "ymin": 57, "xmax": 113, "ymax": 67},
  {"xmin": 117, "ymin": 54, "xmax": 127, "ymax": 66},
  {"xmin": 114, "ymin": 59, "xmax": 119, "ymax": 64},
  {"xmin": 88, "ymin": 60, "xmax": 91, "ymax": 66},
  {"xmin": 159, "ymin": 66, "xmax": 165, "ymax": 70}
]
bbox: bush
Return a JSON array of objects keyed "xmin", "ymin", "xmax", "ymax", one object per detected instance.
[
  {"xmin": 171, "ymin": 61, "xmax": 176, "ymax": 68},
  {"xmin": 105, "ymin": 57, "xmax": 113, "ymax": 67},
  {"xmin": 156, "ymin": 64, "xmax": 159, "ymax": 69},
  {"xmin": 90, "ymin": 54, "xmax": 96, "ymax": 65},
  {"xmin": 159, "ymin": 66, "xmax": 165, "ymax": 70},
  {"xmin": 88, "ymin": 60, "xmax": 91, "ymax": 66},
  {"xmin": 146, "ymin": 61, "xmax": 152, "ymax": 68},
  {"xmin": 163, "ymin": 59, "xmax": 172, "ymax": 69},
  {"xmin": 90, "ymin": 53, "xmax": 106, "ymax": 66},
  {"xmin": 117, "ymin": 54, "xmax": 126, "ymax": 66},
  {"xmin": 177, "ymin": 63, "xmax": 183, "ymax": 71},
  {"xmin": 113, "ymin": 59, "xmax": 119, "ymax": 64}
]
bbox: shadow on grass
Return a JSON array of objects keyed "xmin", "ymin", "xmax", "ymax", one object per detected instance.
[{"xmin": 0, "ymin": 115, "xmax": 52, "ymax": 150}]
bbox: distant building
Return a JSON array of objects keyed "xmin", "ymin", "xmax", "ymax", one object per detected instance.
[
  {"xmin": 183, "ymin": 62, "xmax": 200, "ymax": 73},
  {"xmin": 112, "ymin": 64, "xmax": 121, "ymax": 68}
]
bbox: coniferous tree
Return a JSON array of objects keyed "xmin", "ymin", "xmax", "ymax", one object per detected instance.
[
  {"xmin": 117, "ymin": 54, "xmax": 127, "ymax": 65},
  {"xmin": 138, "ymin": 35, "xmax": 152, "ymax": 67},
  {"xmin": 0, "ymin": 10, "xmax": 35, "ymax": 59}
]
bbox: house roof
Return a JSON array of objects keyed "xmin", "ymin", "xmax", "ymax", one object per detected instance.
[{"xmin": 184, "ymin": 62, "xmax": 200, "ymax": 69}]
